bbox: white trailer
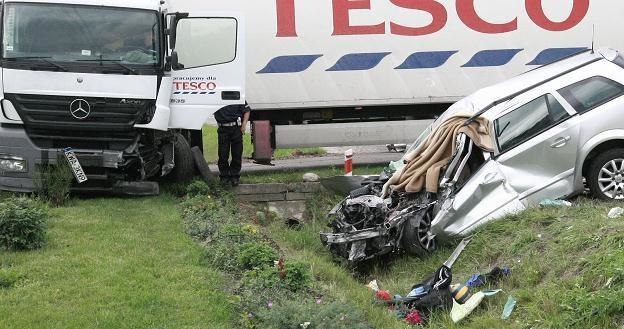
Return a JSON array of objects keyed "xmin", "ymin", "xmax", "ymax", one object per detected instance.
[{"xmin": 188, "ymin": 0, "xmax": 624, "ymax": 161}]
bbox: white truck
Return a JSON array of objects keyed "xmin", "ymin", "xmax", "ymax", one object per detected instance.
[
  {"xmin": 198, "ymin": 0, "xmax": 624, "ymax": 162},
  {"xmin": 0, "ymin": 0, "xmax": 245, "ymax": 193}
]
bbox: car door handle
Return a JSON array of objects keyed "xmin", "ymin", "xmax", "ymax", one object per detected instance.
[{"xmin": 550, "ymin": 136, "xmax": 571, "ymax": 148}]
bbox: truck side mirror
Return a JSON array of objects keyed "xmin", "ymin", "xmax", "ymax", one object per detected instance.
[
  {"xmin": 170, "ymin": 51, "xmax": 184, "ymax": 70},
  {"xmin": 166, "ymin": 12, "xmax": 189, "ymax": 50}
]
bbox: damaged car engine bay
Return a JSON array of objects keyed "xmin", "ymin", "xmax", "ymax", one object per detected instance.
[{"xmin": 321, "ymin": 133, "xmax": 488, "ymax": 262}]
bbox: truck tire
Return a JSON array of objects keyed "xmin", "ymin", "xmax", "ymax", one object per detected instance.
[
  {"xmin": 402, "ymin": 208, "xmax": 436, "ymax": 257},
  {"xmin": 588, "ymin": 148, "xmax": 624, "ymax": 200},
  {"xmin": 168, "ymin": 133, "xmax": 195, "ymax": 182}
]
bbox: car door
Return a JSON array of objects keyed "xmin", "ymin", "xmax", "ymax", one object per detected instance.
[
  {"xmin": 493, "ymin": 92, "xmax": 581, "ymax": 204},
  {"xmin": 166, "ymin": 13, "xmax": 245, "ymax": 130}
]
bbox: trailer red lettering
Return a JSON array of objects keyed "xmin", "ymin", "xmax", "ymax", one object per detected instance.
[
  {"xmin": 276, "ymin": 0, "xmax": 590, "ymax": 37},
  {"xmin": 526, "ymin": 0, "xmax": 589, "ymax": 31},
  {"xmin": 332, "ymin": 0, "xmax": 385, "ymax": 35},
  {"xmin": 276, "ymin": 0, "xmax": 297, "ymax": 37}
]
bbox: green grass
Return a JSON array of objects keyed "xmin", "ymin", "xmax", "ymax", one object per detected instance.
[
  {"xmin": 266, "ymin": 194, "xmax": 624, "ymax": 329},
  {"xmin": 0, "ymin": 196, "xmax": 233, "ymax": 329},
  {"xmin": 240, "ymin": 165, "xmax": 387, "ymax": 184},
  {"xmin": 202, "ymin": 125, "xmax": 326, "ymax": 163}
]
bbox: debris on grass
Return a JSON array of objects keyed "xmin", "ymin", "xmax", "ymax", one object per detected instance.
[
  {"xmin": 450, "ymin": 289, "xmax": 501, "ymax": 323},
  {"xmin": 465, "ymin": 266, "xmax": 511, "ymax": 288},
  {"xmin": 607, "ymin": 207, "xmax": 624, "ymax": 219},
  {"xmin": 501, "ymin": 295, "xmax": 517, "ymax": 320},
  {"xmin": 303, "ymin": 173, "xmax": 320, "ymax": 182},
  {"xmin": 539, "ymin": 199, "xmax": 573, "ymax": 207}
]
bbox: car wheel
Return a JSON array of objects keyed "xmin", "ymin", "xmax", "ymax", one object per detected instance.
[
  {"xmin": 402, "ymin": 207, "xmax": 436, "ymax": 257},
  {"xmin": 588, "ymin": 148, "xmax": 624, "ymax": 200}
]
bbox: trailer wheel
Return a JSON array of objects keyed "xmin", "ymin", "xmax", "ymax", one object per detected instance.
[
  {"xmin": 167, "ymin": 133, "xmax": 195, "ymax": 182},
  {"xmin": 402, "ymin": 207, "xmax": 436, "ymax": 257}
]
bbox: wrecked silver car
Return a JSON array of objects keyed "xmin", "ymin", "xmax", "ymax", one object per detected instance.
[{"xmin": 321, "ymin": 48, "xmax": 624, "ymax": 262}]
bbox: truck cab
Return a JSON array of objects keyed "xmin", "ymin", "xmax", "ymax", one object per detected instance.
[{"xmin": 0, "ymin": 0, "xmax": 245, "ymax": 193}]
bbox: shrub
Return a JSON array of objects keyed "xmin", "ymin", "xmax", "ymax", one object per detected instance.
[
  {"xmin": 0, "ymin": 197, "xmax": 48, "ymax": 250},
  {"xmin": 34, "ymin": 157, "xmax": 74, "ymax": 206},
  {"xmin": 283, "ymin": 261, "xmax": 313, "ymax": 292},
  {"xmin": 237, "ymin": 243, "xmax": 279, "ymax": 270},
  {"xmin": 0, "ymin": 268, "xmax": 23, "ymax": 289},
  {"xmin": 181, "ymin": 195, "xmax": 223, "ymax": 241},
  {"xmin": 205, "ymin": 242, "xmax": 242, "ymax": 273},
  {"xmin": 162, "ymin": 181, "xmax": 191, "ymax": 198},
  {"xmin": 256, "ymin": 301, "xmax": 371, "ymax": 329},
  {"xmin": 184, "ymin": 210, "xmax": 219, "ymax": 241},
  {"xmin": 186, "ymin": 180, "xmax": 211, "ymax": 197},
  {"xmin": 242, "ymin": 266, "xmax": 281, "ymax": 290}
]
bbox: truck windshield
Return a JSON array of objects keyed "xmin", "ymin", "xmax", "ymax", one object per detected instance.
[{"xmin": 2, "ymin": 3, "xmax": 160, "ymax": 65}]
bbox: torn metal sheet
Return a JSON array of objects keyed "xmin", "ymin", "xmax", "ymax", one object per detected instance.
[{"xmin": 443, "ymin": 237, "xmax": 472, "ymax": 269}]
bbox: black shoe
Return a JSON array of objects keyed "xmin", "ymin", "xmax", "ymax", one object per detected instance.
[
  {"xmin": 231, "ymin": 178, "xmax": 240, "ymax": 187},
  {"xmin": 220, "ymin": 177, "xmax": 231, "ymax": 186}
]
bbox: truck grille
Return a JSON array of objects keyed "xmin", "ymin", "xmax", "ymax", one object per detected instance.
[{"xmin": 6, "ymin": 94, "xmax": 155, "ymax": 151}]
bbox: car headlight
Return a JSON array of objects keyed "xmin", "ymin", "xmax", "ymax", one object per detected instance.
[{"xmin": 0, "ymin": 155, "xmax": 27, "ymax": 173}]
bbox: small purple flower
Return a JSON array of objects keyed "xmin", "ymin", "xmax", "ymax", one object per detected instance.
[
  {"xmin": 267, "ymin": 301, "xmax": 274, "ymax": 309},
  {"xmin": 315, "ymin": 297, "xmax": 323, "ymax": 305}
]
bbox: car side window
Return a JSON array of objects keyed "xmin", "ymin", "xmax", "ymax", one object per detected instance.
[
  {"xmin": 558, "ymin": 76, "xmax": 624, "ymax": 113},
  {"xmin": 495, "ymin": 94, "xmax": 569, "ymax": 153}
]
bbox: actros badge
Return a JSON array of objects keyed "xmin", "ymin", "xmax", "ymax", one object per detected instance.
[{"xmin": 70, "ymin": 99, "xmax": 91, "ymax": 120}]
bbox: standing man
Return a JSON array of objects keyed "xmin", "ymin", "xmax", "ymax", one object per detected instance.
[{"xmin": 214, "ymin": 102, "xmax": 251, "ymax": 187}]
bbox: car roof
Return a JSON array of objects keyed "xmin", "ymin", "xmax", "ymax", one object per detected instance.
[{"xmin": 438, "ymin": 48, "xmax": 620, "ymax": 124}]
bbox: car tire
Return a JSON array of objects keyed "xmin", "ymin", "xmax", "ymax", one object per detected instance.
[
  {"xmin": 402, "ymin": 208, "xmax": 436, "ymax": 257},
  {"xmin": 167, "ymin": 133, "xmax": 195, "ymax": 183},
  {"xmin": 588, "ymin": 148, "xmax": 624, "ymax": 201}
]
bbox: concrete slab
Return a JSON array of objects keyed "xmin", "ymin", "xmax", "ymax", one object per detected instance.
[
  {"xmin": 236, "ymin": 193, "xmax": 286, "ymax": 203},
  {"xmin": 267, "ymin": 200, "xmax": 307, "ymax": 220},
  {"xmin": 234, "ymin": 184, "xmax": 288, "ymax": 195}
]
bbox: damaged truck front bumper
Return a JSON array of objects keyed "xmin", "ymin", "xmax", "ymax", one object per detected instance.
[{"xmin": 0, "ymin": 124, "xmax": 155, "ymax": 194}]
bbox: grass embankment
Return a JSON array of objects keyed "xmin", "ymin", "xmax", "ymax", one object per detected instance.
[
  {"xmin": 0, "ymin": 196, "xmax": 232, "ymax": 329},
  {"xmin": 202, "ymin": 124, "xmax": 326, "ymax": 162},
  {"xmin": 268, "ymin": 194, "xmax": 624, "ymax": 329}
]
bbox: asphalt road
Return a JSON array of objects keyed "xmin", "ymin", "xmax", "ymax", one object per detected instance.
[{"xmin": 208, "ymin": 145, "xmax": 405, "ymax": 174}]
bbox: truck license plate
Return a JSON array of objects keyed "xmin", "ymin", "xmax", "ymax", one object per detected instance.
[{"xmin": 63, "ymin": 148, "xmax": 88, "ymax": 184}]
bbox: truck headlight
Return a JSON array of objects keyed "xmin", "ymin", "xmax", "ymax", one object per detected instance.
[{"xmin": 0, "ymin": 155, "xmax": 27, "ymax": 173}]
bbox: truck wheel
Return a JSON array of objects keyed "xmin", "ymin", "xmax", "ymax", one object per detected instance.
[
  {"xmin": 168, "ymin": 133, "xmax": 195, "ymax": 182},
  {"xmin": 401, "ymin": 208, "xmax": 436, "ymax": 257},
  {"xmin": 588, "ymin": 149, "xmax": 624, "ymax": 200}
]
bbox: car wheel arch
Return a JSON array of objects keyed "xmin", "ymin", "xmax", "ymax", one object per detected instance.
[{"xmin": 581, "ymin": 138, "xmax": 624, "ymax": 178}]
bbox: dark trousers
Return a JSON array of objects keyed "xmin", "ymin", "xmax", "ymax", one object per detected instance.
[{"xmin": 217, "ymin": 126, "xmax": 243, "ymax": 179}]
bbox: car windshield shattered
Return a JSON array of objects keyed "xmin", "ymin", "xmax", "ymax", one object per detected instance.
[
  {"xmin": 2, "ymin": 3, "xmax": 160, "ymax": 65},
  {"xmin": 321, "ymin": 48, "xmax": 624, "ymax": 263}
]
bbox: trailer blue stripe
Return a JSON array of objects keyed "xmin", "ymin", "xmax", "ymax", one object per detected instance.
[
  {"xmin": 395, "ymin": 51, "xmax": 458, "ymax": 69},
  {"xmin": 527, "ymin": 47, "xmax": 588, "ymax": 65},
  {"xmin": 255, "ymin": 47, "xmax": 586, "ymax": 74},
  {"xmin": 327, "ymin": 52, "xmax": 391, "ymax": 71},
  {"xmin": 462, "ymin": 49, "xmax": 523, "ymax": 67},
  {"xmin": 257, "ymin": 55, "xmax": 323, "ymax": 74}
]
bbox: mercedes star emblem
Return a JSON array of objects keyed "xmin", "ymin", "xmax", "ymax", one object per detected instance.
[{"xmin": 70, "ymin": 99, "xmax": 91, "ymax": 120}]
